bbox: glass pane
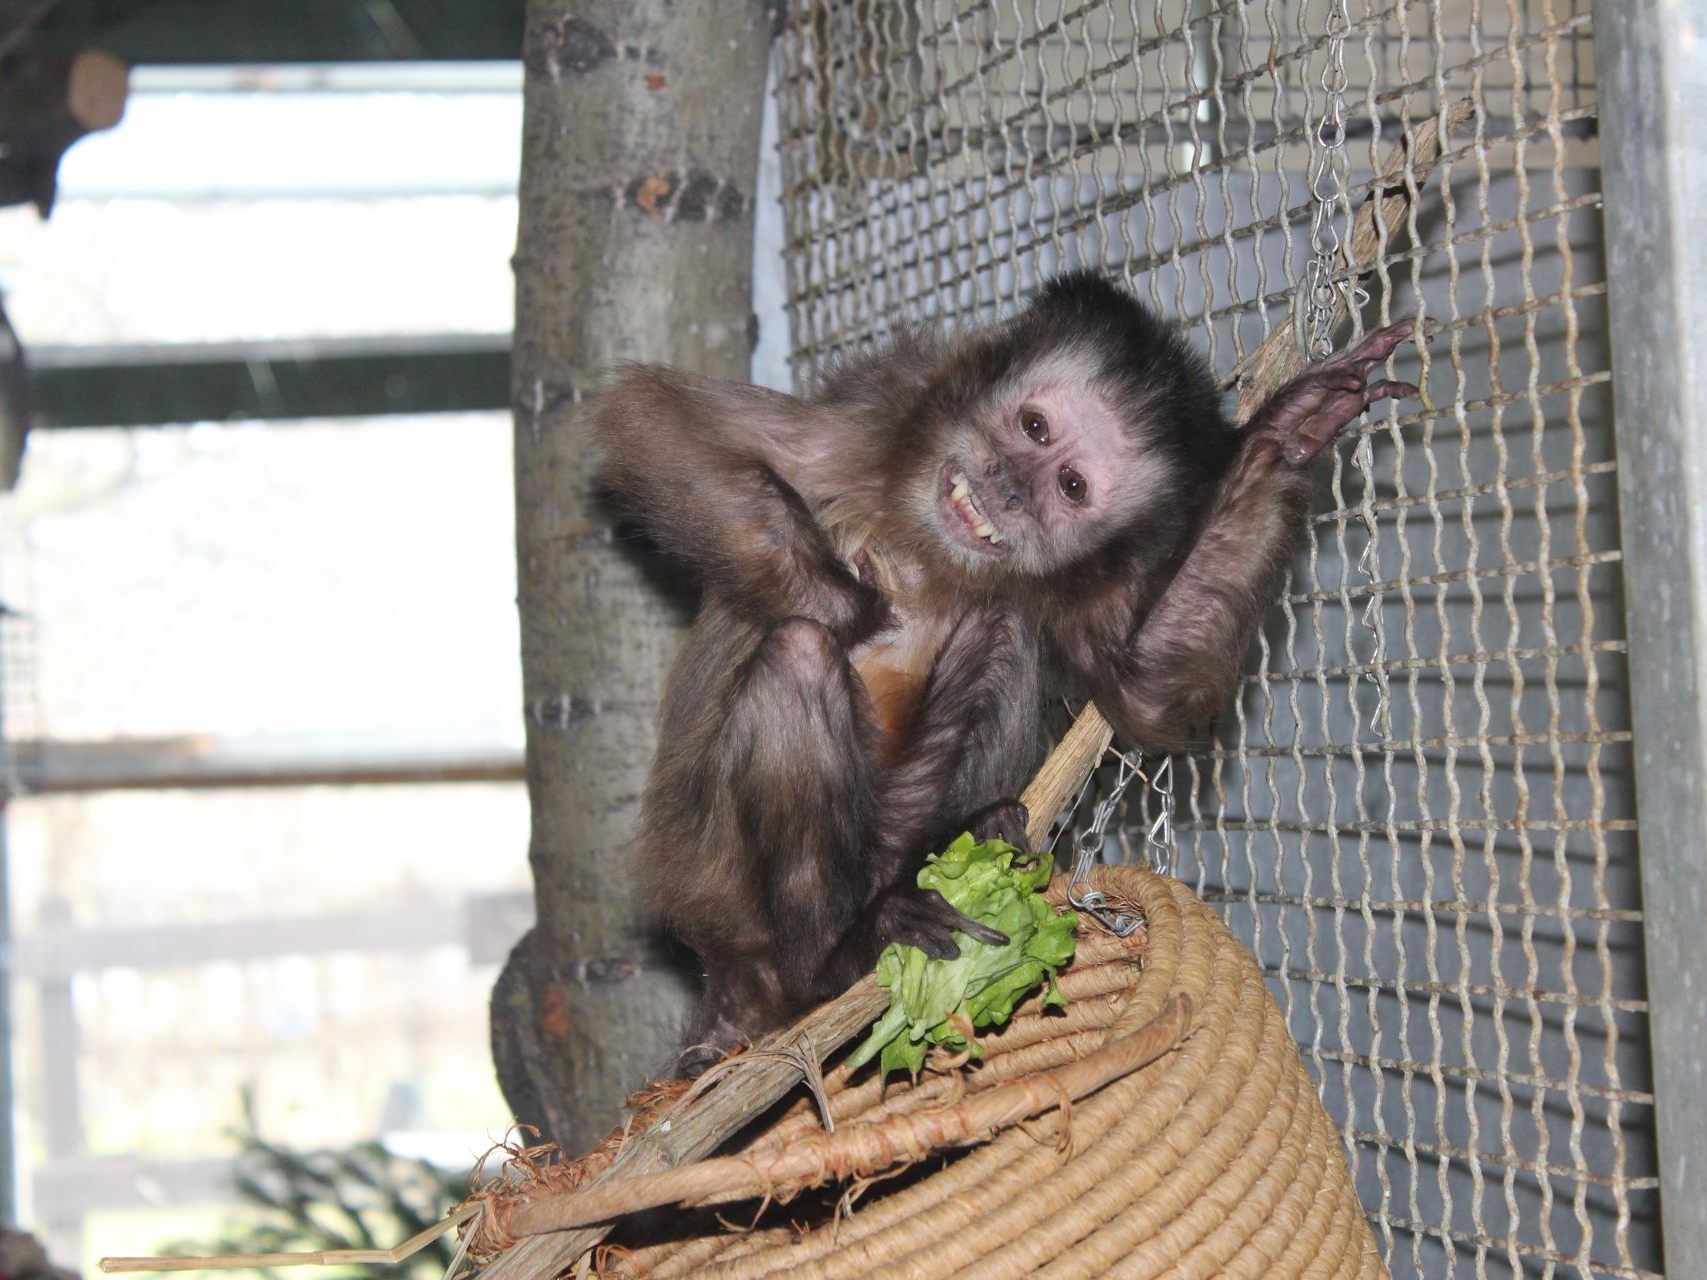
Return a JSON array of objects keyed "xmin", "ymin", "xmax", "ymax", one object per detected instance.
[
  {"xmin": 4, "ymin": 413, "xmax": 520, "ymax": 742},
  {"xmin": 8, "ymin": 783, "xmax": 531, "ymax": 1271}
]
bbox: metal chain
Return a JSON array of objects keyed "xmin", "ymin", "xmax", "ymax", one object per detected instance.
[
  {"xmin": 1060, "ymin": 748, "xmax": 1174, "ymax": 937},
  {"xmin": 1302, "ymin": 1, "xmax": 1360, "ymax": 359},
  {"xmin": 1305, "ymin": 3, "xmax": 1389, "ymax": 729},
  {"xmin": 1355, "ymin": 433, "xmax": 1392, "ymax": 733}
]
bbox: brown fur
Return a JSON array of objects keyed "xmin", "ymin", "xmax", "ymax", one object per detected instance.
[{"xmin": 591, "ymin": 273, "xmax": 1417, "ymax": 1062}]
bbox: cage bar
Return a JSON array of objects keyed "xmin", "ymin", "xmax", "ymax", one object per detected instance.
[{"xmin": 1594, "ymin": 0, "xmax": 1707, "ymax": 1271}]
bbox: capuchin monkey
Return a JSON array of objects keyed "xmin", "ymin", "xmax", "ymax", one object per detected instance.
[{"xmin": 593, "ymin": 271, "xmax": 1417, "ymax": 1062}]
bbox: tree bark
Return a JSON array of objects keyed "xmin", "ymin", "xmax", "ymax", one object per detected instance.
[{"xmin": 494, "ymin": 0, "xmax": 776, "ymax": 1156}]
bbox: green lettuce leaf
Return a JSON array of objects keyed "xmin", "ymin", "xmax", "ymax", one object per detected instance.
[{"xmin": 846, "ymin": 832, "xmax": 1078, "ymax": 1077}]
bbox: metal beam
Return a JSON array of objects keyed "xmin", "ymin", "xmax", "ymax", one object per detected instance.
[
  {"xmin": 9, "ymin": 731, "xmax": 523, "ymax": 793},
  {"xmin": 1594, "ymin": 3, "xmax": 1707, "ymax": 1272},
  {"xmin": 27, "ymin": 335, "xmax": 510, "ymax": 427},
  {"xmin": 11, "ymin": 886, "xmax": 531, "ymax": 976},
  {"xmin": 29, "ymin": 0, "xmax": 523, "ymax": 64}
]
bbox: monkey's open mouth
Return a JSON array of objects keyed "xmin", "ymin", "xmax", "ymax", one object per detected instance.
[{"xmin": 940, "ymin": 465, "xmax": 1009, "ymax": 555}]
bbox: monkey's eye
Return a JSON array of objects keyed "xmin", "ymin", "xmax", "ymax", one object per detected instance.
[
  {"xmin": 1057, "ymin": 465, "xmax": 1088, "ymax": 504},
  {"xmin": 1020, "ymin": 409, "xmax": 1050, "ymax": 445}
]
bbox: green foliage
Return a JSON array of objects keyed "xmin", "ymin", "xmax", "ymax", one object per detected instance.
[
  {"xmin": 162, "ymin": 1107, "xmax": 464, "ymax": 1280},
  {"xmin": 848, "ymin": 833, "xmax": 1078, "ymax": 1077}
]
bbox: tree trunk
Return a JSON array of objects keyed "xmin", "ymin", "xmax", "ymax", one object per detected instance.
[{"xmin": 493, "ymin": 0, "xmax": 775, "ymax": 1156}]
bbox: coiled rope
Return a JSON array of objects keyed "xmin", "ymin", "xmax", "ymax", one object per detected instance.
[{"xmin": 469, "ymin": 864, "xmax": 1386, "ymax": 1280}]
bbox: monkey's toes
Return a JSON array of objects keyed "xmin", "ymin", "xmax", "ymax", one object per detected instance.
[
  {"xmin": 677, "ymin": 1042, "xmax": 727, "ymax": 1078},
  {"xmin": 879, "ymin": 887, "xmax": 1009, "ymax": 956},
  {"xmin": 1338, "ymin": 317, "xmax": 1419, "ymax": 367},
  {"xmin": 968, "ymin": 798, "xmax": 1032, "ymax": 851}
]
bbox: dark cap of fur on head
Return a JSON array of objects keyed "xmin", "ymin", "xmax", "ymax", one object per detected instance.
[
  {"xmin": 1018, "ymin": 270, "xmax": 1237, "ymax": 475},
  {"xmin": 925, "ymin": 270, "xmax": 1239, "ymax": 485}
]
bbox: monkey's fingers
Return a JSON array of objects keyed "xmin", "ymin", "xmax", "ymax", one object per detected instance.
[
  {"xmin": 957, "ymin": 916, "xmax": 1012, "ymax": 947},
  {"xmin": 1333, "ymin": 318, "xmax": 1419, "ymax": 370},
  {"xmin": 914, "ymin": 890, "xmax": 1010, "ymax": 948},
  {"xmin": 903, "ymin": 930, "xmax": 961, "ymax": 961},
  {"xmin": 1363, "ymin": 378, "xmax": 1419, "ymax": 406},
  {"xmin": 885, "ymin": 888, "xmax": 1010, "ymax": 956}
]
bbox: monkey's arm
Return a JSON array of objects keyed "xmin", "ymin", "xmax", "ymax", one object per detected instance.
[
  {"xmin": 593, "ymin": 367, "xmax": 881, "ymax": 640},
  {"xmin": 1063, "ymin": 322, "xmax": 1417, "ymax": 752}
]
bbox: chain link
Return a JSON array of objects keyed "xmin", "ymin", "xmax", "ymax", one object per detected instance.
[
  {"xmin": 1061, "ymin": 748, "xmax": 1175, "ymax": 936},
  {"xmin": 1303, "ymin": 1, "xmax": 1361, "ymax": 360},
  {"xmin": 1305, "ymin": 3, "xmax": 1389, "ymax": 729}
]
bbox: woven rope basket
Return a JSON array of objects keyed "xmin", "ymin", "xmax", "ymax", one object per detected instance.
[{"xmin": 594, "ymin": 864, "xmax": 1387, "ymax": 1280}]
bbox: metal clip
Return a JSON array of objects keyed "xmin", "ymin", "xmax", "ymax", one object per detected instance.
[{"xmin": 1063, "ymin": 750, "xmax": 1149, "ymax": 937}]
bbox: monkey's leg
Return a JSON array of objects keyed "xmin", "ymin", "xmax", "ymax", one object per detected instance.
[
  {"xmin": 806, "ymin": 607, "xmax": 1037, "ymax": 996},
  {"xmin": 714, "ymin": 616, "xmax": 883, "ymax": 1016},
  {"xmin": 879, "ymin": 604, "xmax": 1042, "ymax": 864},
  {"xmin": 1094, "ymin": 322, "xmax": 1419, "ymax": 750},
  {"xmin": 682, "ymin": 937, "xmax": 789, "ymax": 1074}
]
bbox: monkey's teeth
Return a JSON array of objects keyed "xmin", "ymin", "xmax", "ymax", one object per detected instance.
[{"xmin": 948, "ymin": 471, "xmax": 1004, "ymax": 547}]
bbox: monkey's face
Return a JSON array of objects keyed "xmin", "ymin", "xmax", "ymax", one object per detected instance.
[{"xmin": 911, "ymin": 367, "xmax": 1174, "ymax": 579}]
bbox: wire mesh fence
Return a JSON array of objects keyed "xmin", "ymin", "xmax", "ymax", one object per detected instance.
[{"xmin": 774, "ymin": 2, "xmax": 1656, "ymax": 1276}]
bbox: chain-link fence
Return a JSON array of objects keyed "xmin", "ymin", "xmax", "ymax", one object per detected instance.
[{"xmin": 774, "ymin": 2, "xmax": 1655, "ymax": 1275}]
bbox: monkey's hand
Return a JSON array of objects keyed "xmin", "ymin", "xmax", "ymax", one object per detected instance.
[
  {"xmin": 871, "ymin": 885, "xmax": 1009, "ymax": 960},
  {"xmin": 1250, "ymin": 320, "xmax": 1419, "ymax": 466}
]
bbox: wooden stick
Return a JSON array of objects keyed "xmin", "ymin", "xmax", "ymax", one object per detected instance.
[
  {"xmin": 99, "ymin": 1204, "xmax": 482, "ymax": 1274},
  {"xmin": 509, "ymin": 995, "xmax": 1191, "ymax": 1233}
]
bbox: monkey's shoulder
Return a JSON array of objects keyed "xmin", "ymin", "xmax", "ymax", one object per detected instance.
[{"xmin": 807, "ymin": 325, "xmax": 954, "ymax": 417}]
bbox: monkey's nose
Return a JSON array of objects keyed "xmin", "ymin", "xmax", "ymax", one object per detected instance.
[{"xmin": 984, "ymin": 457, "xmax": 1028, "ymax": 510}]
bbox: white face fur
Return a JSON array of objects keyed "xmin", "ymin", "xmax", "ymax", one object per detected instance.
[{"xmin": 919, "ymin": 353, "xmax": 1177, "ymax": 576}]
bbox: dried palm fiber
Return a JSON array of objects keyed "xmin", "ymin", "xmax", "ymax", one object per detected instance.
[{"xmin": 491, "ymin": 864, "xmax": 1386, "ymax": 1280}]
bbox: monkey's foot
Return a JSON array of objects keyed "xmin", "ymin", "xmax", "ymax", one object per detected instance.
[
  {"xmin": 966, "ymin": 798, "xmax": 1031, "ymax": 852},
  {"xmin": 873, "ymin": 885, "xmax": 1009, "ymax": 959},
  {"xmin": 676, "ymin": 1020, "xmax": 752, "ymax": 1078},
  {"xmin": 1255, "ymin": 319, "xmax": 1420, "ymax": 466}
]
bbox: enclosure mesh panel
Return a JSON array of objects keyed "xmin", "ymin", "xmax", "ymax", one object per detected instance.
[{"xmin": 773, "ymin": 2, "xmax": 1656, "ymax": 1277}]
